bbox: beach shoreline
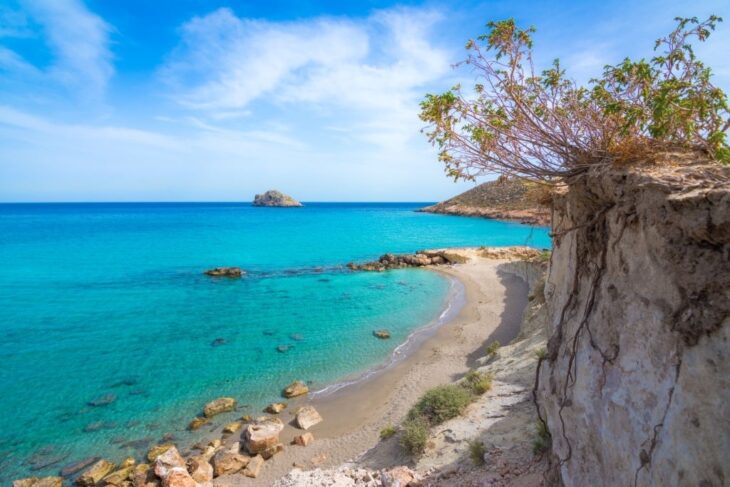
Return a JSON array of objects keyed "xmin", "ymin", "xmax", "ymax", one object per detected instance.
[{"xmin": 214, "ymin": 247, "xmax": 532, "ymax": 485}]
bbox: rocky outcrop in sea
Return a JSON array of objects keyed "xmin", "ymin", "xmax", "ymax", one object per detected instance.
[{"xmin": 253, "ymin": 190, "xmax": 303, "ymax": 207}]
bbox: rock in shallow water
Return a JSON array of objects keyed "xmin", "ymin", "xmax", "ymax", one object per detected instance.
[
  {"xmin": 87, "ymin": 393, "xmax": 117, "ymax": 407},
  {"xmin": 60, "ymin": 457, "xmax": 100, "ymax": 477},
  {"xmin": 372, "ymin": 329, "xmax": 391, "ymax": 339},
  {"xmin": 203, "ymin": 267, "xmax": 244, "ymax": 277},
  {"xmin": 282, "ymin": 381, "xmax": 308, "ymax": 398},
  {"xmin": 75, "ymin": 459, "xmax": 116, "ymax": 486},
  {"xmin": 13, "ymin": 477, "xmax": 63, "ymax": 487},
  {"xmin": 203, "ymin": 397, "xmax": 236, "ymax": 418}
]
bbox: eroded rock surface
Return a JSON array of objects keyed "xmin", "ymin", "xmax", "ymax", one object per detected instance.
[{"xmin": 253, "ymin": 190, "xmax": 302, "ymax": 207}]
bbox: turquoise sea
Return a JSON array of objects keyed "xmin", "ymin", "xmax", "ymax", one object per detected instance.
[{"xmin": 0, "ymin": 202, "xmax": 550, "ymax": 481}]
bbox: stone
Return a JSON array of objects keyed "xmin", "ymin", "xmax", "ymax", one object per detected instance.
[
  {"xmin": 241, "ymin": 415, "xmax": 252, "ymax": 422},
  {"xmin": 276, "ymin": 345, "xmax": 291, "ymax": 353},
  {"xmin": 265, "ymin": 402, "xmax": 287, "ymax": 414},
  {"xmin": 282, "ymin": 381, "xmax": 308, "ymax": 398},
  {"xmin": 188, "ymin": 416, "xmax": 209, "ymax": 431},
  {"xmin": 61, "ymin": 457, "xmax": 101, "ymax": 477},
  {"xmin": 309, "ymin": 453, "xmax": 327, "ymax": 466},
  {"xmin": 131, "ymin": 464, "xmax": 155, "ymax": 487},
  {"xmin": 373, "ymin": 329, "xmax": 391, "ymax": 339},
  {"xmin": 101, "ymin": 466, "xmax": 135, "ymax": 486},
  {"xmin": 120, "ymin": 457, "xmax": 136, "ymax": 468},
  {"xmin": 222, "ymin": 421, "xmax": 241, "ymax": 434},
  {"xmin": 88, "ymin": 393, "xmax": 117, "ymax": 407},
  {"xmin": 76, "ymin": 459, "xmax": 117, "ymax": 486},
  {"xmin": 203, "ymin": 397, "xmax": 237, "ymax": 418},
  {"xmin": 203, "ymin": 267, "xmax": 244, "ymax": 278},
  {"xmin": 13, "ymin": 478, "xmax": 63, "ymax": 487},
  {"xmin": 295, "ymin": 406, "xmax": 323, "ymax": 430},
  {"xmin": 146, "ymin": 444, "xmax": 173, "ymax": 462},
  {"xmin": 210, "ymin": 337, "xmax": 226, "ymax": 347},
  {"xmin": 208, "ymin": 439, "xmax": 221, "ymax": 449},
  {"xmin": 161, "ymin": 470, "xmax": 196, "ymax": 487},
  {"xmin": 381, "ymin": 466, "xmax": 419, "ymax": 487},
  {"xmin": 243, "ymin": 455, "xmax": 264, "ymax": 478},
  {"xmin": 242, "ymin": 417, "xmax": 284, "ymax": 454},
  {"xmin": 292, "ymin": 432, "xmax": 314, "ymax": 446},
  {"xmin": 252, "ymin": 190, "xmax": 302, "ymax": 207},
  {"xmin": 211, "ymin": 450, "xmax": 249, "ymax": 477},
  {"xmin": 186, "ymin": 455, "xmax": 213, "ymax": 483},
  {"xmin": 154, "ymin": 446, "xmax": 186, "ymax": 478},
  {"xmin": 260, "ymin": 443, "xmax": 284, "ymax": 460}
]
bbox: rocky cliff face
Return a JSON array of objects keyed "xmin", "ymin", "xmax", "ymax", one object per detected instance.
[{"xmin": 537, "ymin": 153, "xmax": 730, "ymax": 486}]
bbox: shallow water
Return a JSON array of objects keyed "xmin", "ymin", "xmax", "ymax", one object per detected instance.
[{"xmin": 0, "ymin": 202, "xmax": 550, "ymax": 481}]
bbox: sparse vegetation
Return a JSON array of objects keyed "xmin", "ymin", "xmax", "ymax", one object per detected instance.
[
  {"xmin": 462, "ymin": 370, "xmax": 494, "ymax": 395},
  {"xmin": 400, "ymin": 416, "xmax": 430, "ymax": 455},
  {"xmin": 420, "ymin": 16, "xmax": 730, "ymax": 184},
  {"xmin": 533, "ymin": 418, "xmax": 551, "ymax": 455},
  {"xmin": 468, "ymin": 438, "xmax": 487, "ymax": 465},
  {"xmin": 408, "ymin": 384, "xmax": 474, "ymax": 425},
  {"xmin": 534, "ymin": 348, "xmax": 547, "ymax": 360},
  {"xmin": 485, "ymin": 340, "xmax": 500, "ymax": 357},
  {"xmin": 536, "ymin": 250, "xmax": 551, "ymax": 263},
  {"xmin": 379, "ymin": 424, "xmax": 397, "ymax": 440}
]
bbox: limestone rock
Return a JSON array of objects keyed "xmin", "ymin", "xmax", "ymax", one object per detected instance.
[
  {"xmin": 260, "ymin": 443, "xmax": 284, "ymax": 460},
  {"xmin": 295, "ymin": 406, "xmax": 323, "ymax": 430},
  {"xmin": 243, "ymin": 455, "xmax": 265, "ymax": 478},
  {"xmin": 292, "ymin": 432, "xmax": 314, "ymax": 446},
  {"xmin": 76, "ymin": 459, "xmax": 116, "ymax": 486},
  {"xmin": 13, "ymin": 478, "xmax": 63, "ymax": 487},
  {"xmin": 265, "ymin": 402, "xmax": 287, "ymax": 414},
  {"xmin": 203, "ymin": 397, "xmax": 236, "ymax": 418},
  {"xmin": 188, "ymin": 417, "xmax": 209, "ymax": 431},
  {"xmin": 131, "ymin": 464, "xmax": 156, "ymax": 487},
  {"xmin": 242, "ymin": 417, "xmax": 284, "ymax": 454},
  {"xmin": 161, "ymin": 470, "xmax": 196, "ymax": 487},
  {"xmin": 101, "ymin": 466, "xmax": 135, "ymax": 486},
  {"xmin": 252, "ymin": 190, "xmax": 302, "ymax": 207},
  {"xmin": 211, "ymin": 450, "xmax": 249, "ymax": 477},
  {"xmin": 61, "ymin": 457, "xmax": 101, "ymax": 477},
  {"xmin": 381, "ymin": 466, "xmax": 419, "ymax": 487},
  {"xmin": 154, "ymin": 446, "xmax": 186, "ymax": 478},
  {"xmin": 146, "ymin": 444, "xmax": 173, "ymax": 462},
  {"xmin": 222, "ymin": 421, "xmax": 241, "ymax": 434},
  {"xmin": 372, "ymin": 329, "xmax": 390, "ymax": 339},
  {"xmin": 203, "ymin": 267, "xmax": 244, "ymax": 278},
  {"xmin": 186, "ymin": 455, "xmax": 213, "ymax": 483},
  {"xmin": 282, "ymin": 381, "xmax": 308, "ymax": 398}
]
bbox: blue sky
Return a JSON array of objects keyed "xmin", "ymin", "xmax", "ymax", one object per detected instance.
[{"xmin": 0, "ymin": 0, "xmax": 728, "ymax": 202}]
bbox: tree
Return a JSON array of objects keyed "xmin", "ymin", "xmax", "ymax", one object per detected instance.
[{"xmin": 420, "ymin": 16, "xmax": 730, "ymax": 183}]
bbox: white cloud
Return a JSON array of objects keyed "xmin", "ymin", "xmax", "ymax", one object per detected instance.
[{"xmin": 0, "ymin": 0, "xmax": 113, "ymax": 99}]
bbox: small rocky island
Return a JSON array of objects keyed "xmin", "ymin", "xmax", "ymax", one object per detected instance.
[{"xmin": 252, "ymin": 190, "xmax": 302, "ymax": 207}]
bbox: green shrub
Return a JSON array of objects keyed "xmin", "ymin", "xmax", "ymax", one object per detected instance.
[
  {"xmin": 468, "ymin": 438, "xmax": 486, "ymax": 465},
  {"xmin": 408, "ymin": 384, "xmax": 473, "ymax": 425},
  {"xmin": 534, "ymin": 348, "xmax": 547, "ymax": 360},
  {"xmin": 485, "ymin": 340, "xmax": 500, "ymax": 357},
  {"xmin": 533, "ymin": 419, "xmax": 551, "ymax": 455},
  {"xmin": 462, "ymin": 370, "xmax": 494, "ymax": 395},
  {"xmin": 379, "ymin": 424, "xmax": 397, "ymax": 440},
  {"xmin": 400, "ymin": 416, "xmax": 430, "ymax": 455}
]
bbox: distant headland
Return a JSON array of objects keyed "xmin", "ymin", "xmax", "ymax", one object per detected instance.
[{"xmin": 252, "ymin": 190, "xmax": 303, "ymax": 207}]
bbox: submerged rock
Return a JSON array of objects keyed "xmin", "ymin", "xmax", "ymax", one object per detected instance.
[
  {"xmin": 252, "ymin": 190, "xmax": 303, "ymax": 207},
  {"xmin": 13, "ymin": 478, "xmax": 63, "ymax": 487},
  {"xmin": 203, "ymin": 397, "xmax": 236, "ymax": 418},
  {"xmin": 276, "ymin": 344, "xmax": 292, "ymax": 353},
  {"xmin": 282, "ymin": 381, "xmax": 308, "ymax": 398},
  {"xmin": 289, "ymin": 334, "xmax": 304, "ymax": 341},
  {"xmin": 372, "ymin": 329, "xmax": 391, "ymax": 339},
  {"xmin": 88, "ymin": 393, "xmax": 117, "ymax": 407},
  {"xmin": 295, "ymin": 406, "xmax": 323, "ymax": 430},
  {"xmin": 188, "ymin": 417, "xmax": 208, "ymax": 431},
  {"xmin": 60, "ymin": 457, "xmax": 101, "ymax": 477},
  {"xmin": 210, "ymin": 337, "xmax": 226, "ymax": 347},
  {"xmin": 203, "ymin": 267, "xmax": 244, "ymax": 278}
]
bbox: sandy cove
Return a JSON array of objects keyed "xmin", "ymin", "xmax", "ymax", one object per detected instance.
[{"xmin": 207, "ymin": 247, "xmax": 536, "ymax": 486}]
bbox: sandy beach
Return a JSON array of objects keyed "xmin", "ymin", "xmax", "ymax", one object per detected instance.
[{"xmin": 212, "ymin": 248, "xmax": 531, "ymax": 485}]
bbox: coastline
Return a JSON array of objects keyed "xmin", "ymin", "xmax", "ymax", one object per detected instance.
[{"xmin": 214, "ymin": 247, "xmax": 532, "ymax": 485}]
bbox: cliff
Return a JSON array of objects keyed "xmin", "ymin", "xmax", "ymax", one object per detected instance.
[
  {"xmin": 537, "ymin": 152, "xmax": 730, "ymax": 486},
  {"xmin": 419, "ymin": 177, "xmax": 551, "ymax": 226}
]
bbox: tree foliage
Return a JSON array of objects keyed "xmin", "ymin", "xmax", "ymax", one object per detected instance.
[{"xmin": 420, "ymin": 16, "xmax": 730, "ymax": 182}]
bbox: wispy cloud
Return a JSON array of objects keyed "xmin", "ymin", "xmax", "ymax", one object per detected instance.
[{"xmin": 1, "ymin": 0, "xmax": 113, "ymax": 100}]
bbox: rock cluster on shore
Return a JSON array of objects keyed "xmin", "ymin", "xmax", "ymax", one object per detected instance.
[
  {"xmin": 347, "ymin": 250, "xmax": 468, "ymax": 272},
  {"xmin": 253, "ymin": 190, "xmax": 303, "ymax": 207}
]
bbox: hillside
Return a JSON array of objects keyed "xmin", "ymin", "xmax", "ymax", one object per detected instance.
[{"xmin": 419, "ymin": 177, "xmax": 551, "ymax": 226}]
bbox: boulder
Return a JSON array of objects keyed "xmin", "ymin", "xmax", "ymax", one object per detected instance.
[
  {"xmin": 243, "ymin": 455, "xmax": 264, "ymax": 478},
  {"xmin": 203, "ymin": 267, "xmax": 244, "ymax": 278},
  {"xmin": 222, "ymin": 421, "xmax": 241, "ymax": 434},
  {"xmin": 76, "ymin": 459, "xmax": 116, "ymax": 486},
  {"xmin": 373, "ymin": 329, "xmax": 391, "ymax": 339},
  {"xmin": 101, "ymin": 466, "xmax": 135, "ymax": 486},
  {"xmin": 295, "ymin": 406, "xmax": 323, "ymax": 430},
  {"xmin": 146, "ymin": 444, "xmax": 173, "ymax": 462},
  {"xmin": 252, "ymin": 190, "xmax": 302, "ymax": 207},
  {"xmin": 188, "ymin": 417, "xmax": 209, "ymax": 431},
  {"xmin": 13, "ymin": 478, "xmax": 63, "ymax": 487},
  {"xmin": 120, "ymin": 458, "xmax": 136, "ymax": 469},
  {"xmin": 292, "ymin": 432, "xmax": 314, "ymax": 446},
  {"xmin": 265, "ymin": 402, "xmax": 287, "ymax": 414},
  {"xmin": 282, "ymin": 381, "xmax": 308, "ymax": 398},
  {"xmin": 211, "ymin": 450, "xmax": 249, "ymax": 477},
  {"xmin": 260, "ymin": 443, "xmax": 284, "ymax": 460},
  {"xmin": 204, "ymin": 397, "xmax": 237, "ymax": 418},
  {"xmin": 153, "ymin": 446, "xmax": 186, "ymax": 478},
  {"xmin": 131, "ymin": 464, "xmax": 156, "ymax": 487},
  {"xmin": 242, "ymin": 417, "xmax": 284, "ymax": 454},
  {"xmin": 161, "ymin": 470, "xmax": 196, "ymax": 487},
  {"xmin": 186, "ymin": 455, "xmax": 213, "ymax": 483}
]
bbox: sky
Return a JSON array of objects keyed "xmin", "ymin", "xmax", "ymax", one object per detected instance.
[{"xmin": 0, "ymin": 0, "xmax": 728, "ymax": 202}]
